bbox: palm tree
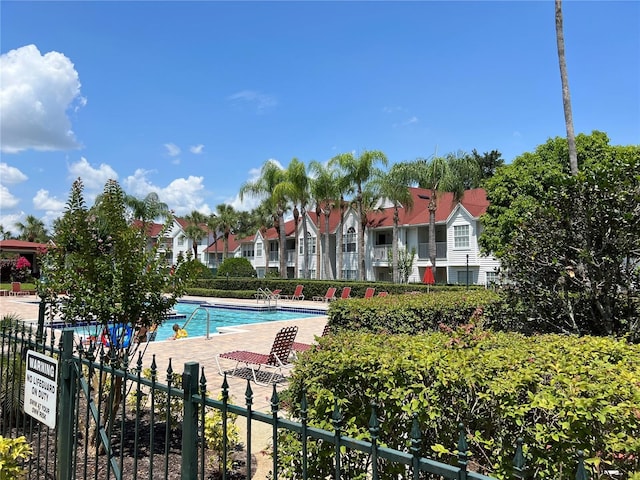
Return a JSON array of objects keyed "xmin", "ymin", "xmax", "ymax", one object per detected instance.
[
  {"xmin": 183, "ymin": 210, "xmax": 207, "ymax": 260},
  {"xmin": 331, "ymin": 150, "xmax": 387, "ymax": 281},
  {"xmin": 15, "ymin": 215, "xmax": 48, "ymax": 243},
  {"xmin": 125, "ymin": 192, "xmax": 170, "ymax": 229},
  {"xmin": 0, "ymin": 225, "xmax": 13, "ymax": 240},
  {"xmin": 555, "ymin": 0, "xmax": 578, "ymax": 175},
  {"xmin": 207, "ymin": 204, "xmax": 239, "ymax": 260},
  {"xmin": 402, "ymin": 152, "xmax": 479, "ymax": 275},
  {"xmin": 240, "ymin": 160, "xmax": 289, "ymax": 278},
  {"xmin": 310, "ymin": 160, "xmax": 338, "ymax": 280},
  {"xmin": 286, "ymin": 159, "xmax": 310, "ymax": 279},
  {"xmin": 370, "ymin": 164, "xmax": 414, "ymax": 283}
]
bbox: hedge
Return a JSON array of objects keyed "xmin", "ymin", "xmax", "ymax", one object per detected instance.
[{"xmin": 280, "ymin": 330, "xmax": 640, "ymax": 479}]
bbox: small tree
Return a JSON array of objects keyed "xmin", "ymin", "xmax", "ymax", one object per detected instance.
[
  {"xmin": 39, "ymin": 178, "xmax": 189, "ymax": 448},
  {"xmin": 217, "ymin": 257, "xmax": 256, "ymax": 278}
]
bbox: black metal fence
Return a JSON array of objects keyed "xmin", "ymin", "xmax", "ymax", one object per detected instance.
[{"xmin": 1, "ymin": 322, "xmax": 591, "ymax": 480}]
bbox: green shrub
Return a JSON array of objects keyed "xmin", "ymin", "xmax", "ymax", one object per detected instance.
[
  {"xmin": 0, "ymin": 435, "xmax": 32, "ymax": 480},
  {"xmin": 216, "ymin": 258, "xmax": 256, "ymax": 278},
  {"xmin": 327, "ymin": 289, "xmax": 505, "ymax": 334},
  {"xmin": 281, "ymin": 330, "xmax": 640, "ymax": 479}
]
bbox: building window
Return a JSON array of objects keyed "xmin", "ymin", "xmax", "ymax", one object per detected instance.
[
  {"xmin": 454, "ymin": 225, "xmax": 469, "ymax": 248},
  {"xmin": 343, "ymin": 227, "xmax": 356, "ymax": 252},
  {"xmin": 457, "ymin": 270, "xmax": 474, "ymax": 285},
  {"xmin": 342, "ymin": 269, "xmax": 357, "ymax": 280},
  {"xmin": 486, "ymin": 271, "xmax": 499, "ymax": 285},
  {"xmin": 177, "ymin": 236, "xmax": 185, "ymax": 246},
  {"xmin": 256, "ymin": 242, "xmax": 262, "ymax": 257}
]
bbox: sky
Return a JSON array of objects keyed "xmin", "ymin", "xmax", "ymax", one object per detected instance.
[{"xmin": 1, "ymin": 1, "xmax": 639, "ymax": 233}]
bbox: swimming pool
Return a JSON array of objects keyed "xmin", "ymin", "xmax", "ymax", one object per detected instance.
[{"xmin": 56, "ymin": 301, "xmax": 326, "ymax": 342}]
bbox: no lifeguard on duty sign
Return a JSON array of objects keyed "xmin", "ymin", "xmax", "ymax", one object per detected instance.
[{"xmin": 24, "ymin": 350, "xmax": 58, "ymax": 428}]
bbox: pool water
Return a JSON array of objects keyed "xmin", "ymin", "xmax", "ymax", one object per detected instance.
[{"xmin": 63, "ymin": 302, "xmax": 324, "ymax": 342}]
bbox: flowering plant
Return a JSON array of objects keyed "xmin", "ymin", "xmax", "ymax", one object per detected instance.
[{"xmin": 12, "ymin": 256, "xmax": 31, "ymax": 282}]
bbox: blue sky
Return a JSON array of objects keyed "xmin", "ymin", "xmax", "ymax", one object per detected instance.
[{"xmin": 1, "ymin": 1, "xmax": 639, "ymax": 232}]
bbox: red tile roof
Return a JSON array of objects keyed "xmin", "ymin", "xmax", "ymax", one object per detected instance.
[{"xmin": 0, "ymin": 240, "xmax": 49, "ymax": 250}]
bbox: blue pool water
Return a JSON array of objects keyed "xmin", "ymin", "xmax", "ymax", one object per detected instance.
[{"xmin": 59, "ymin": 301, "xmax": 325, "ymax": 342}]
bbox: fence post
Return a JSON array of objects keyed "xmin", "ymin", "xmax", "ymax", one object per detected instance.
[
  {"xmin": 57, "ymin": 330, "xmax": 75, "ymax": 480},
  {"xmin": 182, "ymin": 361, "xmax": 200, "ymax": 480}
]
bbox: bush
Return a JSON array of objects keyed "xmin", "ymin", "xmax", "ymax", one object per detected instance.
[
  {"xmin": 327, "ymin": 289, "xmax": 505, "ymax": 334},
  {"xmin": 281, "ymin": 330, "xmax": 640, "ymax": 478},
  {"xmin": 216, "ymin": 258, "xmax": 256, "ymax": 278},
  {"xmin": 0, "ymin": 435, "xmax": 32, "ymax": 479}
]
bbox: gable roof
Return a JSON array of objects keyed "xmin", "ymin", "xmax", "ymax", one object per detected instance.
[
  {"xmin": 0, "ymin": 239, "xmax": 49, "ymax": 251},
  {"xmin": 204, "ymin": 233, "xmax": 240, "ymax": 253},
  {"xmin": 368, "ymin": 187, "xmax": 490, "ymax": 228}
]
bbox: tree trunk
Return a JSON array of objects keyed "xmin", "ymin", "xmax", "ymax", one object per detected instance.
[
  {"xmin": 357, "ymin": 196, "xmax": 366, "ymax": 281},
  {"xmin": 278, "ymin": 209, "xmax": 287, "ymax": 278},
  {"xmin": 555, "ymin": 0, "xmax": 578, "ymax": 175},
  {"xmin": 429, "ymin": 193, "xmax": 437, "ymax": 278},
  {"xmin": 336, "ymin": 196, "xmax": 345, "ymax": 280},
  {"xmin": 301, "ymin": 206, "xmax": 309, "ymax": 279},
  {"xmin": 293, "ymin": 206, "xmax": 300, "ymax": 278},
  {"xmin": 315, "ymin": 205, "xmax": 322, "ymax": 279},
  {"xmin": 323, "ymin": 208, "xmax": 334, "ymax": 280},
  {"xmin": 392, "ymin": 206, "xmax": 399, "ymax": 283}
]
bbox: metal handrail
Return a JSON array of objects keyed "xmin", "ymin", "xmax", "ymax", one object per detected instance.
[{"xmin": 181, "ymin": 306, "xmax": 212, "ymax": 339}]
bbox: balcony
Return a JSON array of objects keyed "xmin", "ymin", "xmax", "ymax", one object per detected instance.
[
  {"xmin": 418, "ymin": 242, "xmax": 447, "ymax": 260},
  {"xmin": 373, "ymin": 245, "xmax": 391, "ymax": 261}
]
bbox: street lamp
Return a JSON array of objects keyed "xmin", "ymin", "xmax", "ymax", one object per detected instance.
[{"xmin": 466, "ymin": 254, "xmax": 469, "ymax": 290}]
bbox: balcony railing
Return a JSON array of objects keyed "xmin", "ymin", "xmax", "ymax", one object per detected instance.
[
  {"xmin": 373, "ymin": 245, "xmax": 391, "ymax": 261},
  {"xmin": 418, "ymin": 242, "xmax": 447, "ymax": 260}
]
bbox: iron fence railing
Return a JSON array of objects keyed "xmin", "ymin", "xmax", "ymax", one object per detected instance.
[{"xmin": 1, "ymin": 323, "xmax": 592, "ymax": 480}]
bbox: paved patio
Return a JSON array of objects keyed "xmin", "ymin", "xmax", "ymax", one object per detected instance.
[{"xmin": 1, "ymin": 294, "xmax": 329, "ymax": 478}]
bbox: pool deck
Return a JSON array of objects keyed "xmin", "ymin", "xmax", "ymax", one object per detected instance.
[
  {"xmin": 2, "ymin": 294, "xmax": 329, "ymax": 478},
  {"xmin": 0, "ymin": 294, "xmax": 329, "ymax": 413}
]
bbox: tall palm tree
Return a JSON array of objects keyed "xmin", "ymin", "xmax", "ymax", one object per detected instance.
[
  {"xmin": 402, "ymin": 153, "xmax": 479, "ymax": 275},
  {"xmin": 331, "ymin": 150, "xmax": 387, "ymax": 281},
  {"xmin": 555, "ymin": 0, "xmax": 578, "ymax": 175},
  {"xmin": 240, "ymin": 160, "xmax": 289, "ymax": 278},
  {"xmin": 183, "ymin": 210, "xmax": 207, "ymax": 260},
  {"xmin": 15, "ymin": 215, "xmax": 48, "ymax": 243},
  {"xmin": 0, "ymin": 225, "xmax": 13, "ymax": 240},
  {"xmin": 310, "ymin": 160, "xmax": 338, "ymax": 280},
  {"xmin": 272, "ymin": 158, "xmax": 310, "ymax": 279},
  {"xmin": 370, "ymin": 164, "xmax": 414, "ymax": 283},
  {"xmin": 207, "ymin": 204, "xmax": 239, "ymax": 260}
]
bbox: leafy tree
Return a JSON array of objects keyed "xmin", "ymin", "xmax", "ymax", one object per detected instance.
[
  {"xmin": 471, "ymin": 149, "xmax": 504, "ymax": 184},
  {"xmin": 39, "ymin": 178, "xmax": 188, "ymax": 445},
  {"xmin": 332, "ymin": 150, "xmax": 388, "ymax": 281},
  {"xmin": 500, "ymin": 153, "xmax": 640, "ymax": 338},
  {"xmin": 217, "ymin": 257, "xmax": 256, "ymax": 278},
  {"xmin": 240, "ymin": 160, "xmax": 289, "ymax": 278},
  {"xmin": 555, "ymin": 0, "xmax": 578, "ymax": 175},
  {"xmin": 14, "ymin": 214, "xmax": 48, "ymax": 243},
  {"xmin": 125, "ymin": 191, "xmax": 171, "ymax": 232},
  {"xmin": 480, "ymin": 131, "xmax": 618, "ymax": 258}
]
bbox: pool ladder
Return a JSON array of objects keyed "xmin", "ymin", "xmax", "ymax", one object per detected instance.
[{"xmin": 181, "ymin": 306, "xmax": 212, "ymax": 340}]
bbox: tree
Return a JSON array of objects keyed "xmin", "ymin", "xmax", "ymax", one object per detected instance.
[
  {"xmin": 480, "ymin": 131, "xmax": 614, "ymax": 258},
  {"xmin": 399, "ymin": 152, "xmax": 478, "ymax": 274},
  {"xmin": 332, "ymin": 150, "xmax": 387, "ymax": 281},
  {"xmin": 39, "ymin": 178, "xmax": 188, "ymax": 442},
  {"xmin": 0, "ymin": 225, "xmax": 13, "ymax": 240},
  {"xmin": 555, "ymin": 0, "xmax": 578, "ymax": 175},
  {"xmin": 207, "ymin": 204, "xmax": 240, "ymax": 260},
  {"xmin": 183, "ymin": 210, "xmax": 207, "ymax": 259},
  {"xmin": 370, "ymin": 164, "xmax": 414, "ymax": 283},
  {"xmin": 240, "ymin": 160, "xmax": 289, "ymax": 278},
  {"xmin": 287, "ymin": 159, "xmax": 311, "ymax": 279},
  {"xmin": 499, "ymin": 152, "xmax": 639, "ymax": 339},
  {"xmin": 309, "ymin": 161, "xmax": 338, "ymax": 281},
  {"xmin": 14, "ymin": 215, "xmax": 48, "ymax": 243},
  {"xmin": 471, "ymin": 149, "xmax": 504, "ymax": 184},
  {"xmin": 125, "ymin": 191, "xmax": 170, "ymax": 233}
]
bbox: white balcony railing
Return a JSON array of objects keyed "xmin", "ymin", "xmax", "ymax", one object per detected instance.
[{"xmin": 373, "ymin": 245, "xmax": 391, "ymax": 261}]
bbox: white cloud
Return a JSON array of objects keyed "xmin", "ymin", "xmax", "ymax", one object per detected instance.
[
  {"xmin": 0, "ymin": 163, "xmax": 28, "ymax": 184},
  {"xmin": 33, "ymin": 189, "xmax": 66, "ymax": 212},
  {"xmin": 68, "ymin": 157, "xmax": 119, "ymax": 193},
  {"xmin": 0, "ymin": 184, "xmax": 20, "ymax": 209},
  {"xmin": 0, "ymin": 44, "xmax": 85, "ymax": 153},
  {"xmin": 228, "ymin": 90, "xmax": 277, "ymax": 112},
  {"xmin": 164, "ymin": 143, "xmax": 181, "ymax": 157},
  {"xmin": 0, "ymin": 212, "xmax": 23, "ymax": 234},
  {"xmin": 190, "ymin": 144, "xmax": 204, "ymax": 154},
  {"xmin": 122, "ymin": 169, "xmax": 211, "ymax": 217}
]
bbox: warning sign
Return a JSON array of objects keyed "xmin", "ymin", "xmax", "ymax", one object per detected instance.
[{"xmin": 24, "ymin": 350, "xmax": 58, "ymax": 428}]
